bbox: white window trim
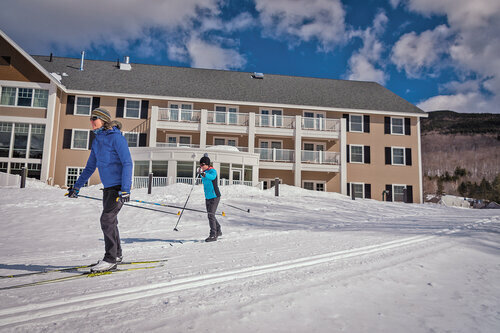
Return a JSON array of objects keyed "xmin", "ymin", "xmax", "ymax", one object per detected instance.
[
  {"xmin": 215, "ymin": 104, "xmax": 239, "ymax": 112},
  {"xmin": 0, "ymin": 86, "xmax": 49, "ymax": 109},
  {"xmin": 350, "ymin": 144, "xmax": 364, "ymax": 164},
  {"xmin": 123, "ymin": 132, "xmax": 140, "ymax": 147},
  {"xmin": 392, "ymin": 184, "xmax": 407, "ymax": 202},
  {"xmin": 303, "ymin": 141, "xmax": 326, "ymax": 151},
  {"xmin": 303, "ymin": 180, "xmax": 327, "ymax": 192},
  {"xmin": 213, "ymin": 136, "xmax": 238, "ymax": 146},
  {"xmin": 349, "ymin": 114, "xmax": 364, "ymax": 133},
  {"xmin": 350, "ymin": 182, "xmax": 365, "ymax": 198},
  {"xmin": 391, "ymin": 146, "xmax": 406, "ymax": 166},
  {"xmin": 391, "ymin": 117, "xmax": 405, "ymax": 135},
  {"xmin": 71, "ymin": 129, "xmax": 90, "ymax": 150},
  {"xmin": 168, "ymin": 102, "xmax": 194, "ymax": 109},
  {"xmin": 65, "ymin": 166, "xmax": 87, "ymax": 188},
  {"xmin": 261, "ymin": 178, "xmax": 282, "ymax": 189},
  {"xmin": 258, "ymin": 139, "xmax": 284, "ymax": 148},
  {"xmin": 302, "ymin": 110, "xmax": 326, "ymax": 117},
  {"xmin": 260, "ymin": 107, "xmax": 283, "ymax": 115},
  {"xmin": 73, "ymin": 95, "xmax": 92, "ymax": 116},
  {"xmin": 167, "ymin": 134, "xmax": 192, "ymax": 146},
  {"xmin": 124, "ymin": 98, "xmax": 142, "ymax": 119}
]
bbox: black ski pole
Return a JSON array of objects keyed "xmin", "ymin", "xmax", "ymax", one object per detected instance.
[
  {"xmin": 75, "ymin": 194, "xmax": 180, "ymax": 215},
  {"xmin": 173, "ymin": 175, "xmax": 200, "ymax": 231},
  {"xmin": 222, "ymin": 202, "xmax": 250, "ymax": 213},
  {"xmin": 131, "ymin": 199, "xmax": 225, "ymax": 216}
]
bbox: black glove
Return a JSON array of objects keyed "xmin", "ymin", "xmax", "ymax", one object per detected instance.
[
  {"xmin": 66, "ymin": 187, "xmax": 79, "ymax": 198},
  {"xmin": 118, "ymin": 191, "xmax": 130, "ymax": 203},
  {"xmin": 200, "ymin": 172, "xmax": 206, "ymax": 177}
]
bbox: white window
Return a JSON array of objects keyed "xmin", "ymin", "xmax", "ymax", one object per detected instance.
[
  {"xmin": 0, "ymin": 87, "xmax": 16, "ymax": 105},
  {"xmin": 303, "ymin": 111, "xmax": 325, "ymax": 130},
  {"xmin": 260, "ymin": 108, "xmax": 283, "ymax": 127},
  {"xmin": 66, "ymin": 167, "xmax": 87, "ymax": 188},
  {"xmin": 303, "ymin": 181, "xmax": 326, "ymax": 191},
  {"xmin": 0, "ymin": 87, "xmax": 49, "ymax": 107},
  {"xmin": 350, "ymin": 145, "xmax": 364, "ymax": 163},
  {"xmin": 167, "ymin": 135, "xmax": 191, "ymax": 147},
  {"xmin": 123, "ymin": 132, "xmax": 139, "ymax": 147},
  {"xmin": 33, "ymin": 89, "xmax": 49, "ymax": 108},
  {"xmin": 169, "ymin": 102, "xmax": 193, "ymax": 121},
  {"xmin": 391, "ymin": 117, "xmax": 404, "ymax": 135},
  {"xmin": 17, "ymin": 88, "xmax": 33, "ymax": 107},
  {"xmin": 393, "ymin": 184, "xmax": 406, "ymax": 202},
  {"xmin": 392, "ymin": 147, "xmax": 405, "ymax": 165},
  {"xmin": 75, "ymin": 96, "xmax": 92, "ymax": 115},
  {"xmin": 214, "ymin": 137, "xmax": 237, "ymax": 146},
  {"xmin": 215, "ymin": 105, "xmax": 238, "ymax": 124},
  {"xmin": 71, "ymin": 129, "xmax": 89, "ymax": 150},
  {"xmin": 125, "ymin": 99, "xmax": 141, "ymax": 118},
  {"xmin": 349, "ymin": 114, "xmax": 363, "ymax": 132},
  {"xmin": 351, "ymin": 183, "xmax": 364, "ymax": 198},
  {"xmin": 262, "ymin": 178, "xmax": 282, "ymax": 190}
]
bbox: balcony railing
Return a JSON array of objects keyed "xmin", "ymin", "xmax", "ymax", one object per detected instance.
[
  {"xmin": 207, "ymin": 111, "xmax": 249, "ymax": 126},
  {"xmin": 255, "ymin": 114, "xmax": 295, "ymax": 129},
  {"xmin": 255, "ymin": 148, "xmax": 295, "ymax": 162},
  {"xmin": 133, "ymin": 176, "xmax": 168, "ymax": 188},
  {"xmin": 156, "ymin": 142, "xmax": 200, "ymax": 149},
  {"xmin": 158, "ymin": 108, "xmax": 201, "ymax": 122},
  {"xmin": 206, "ymin": 145, "xmax": 248, "ymax": 152},
  {"xmin": 301, "ymin": 151, "xmax": 340, "ymax": 164},
  {"xmin": 301, "ymin": 118, "xmax": 340, "ymax": 131}
]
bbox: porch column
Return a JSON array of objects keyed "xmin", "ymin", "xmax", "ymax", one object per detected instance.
[
  {"xmin": 200, "ymin": 109, "xmax": 208, "ymax": 149},
  {"xmin": 248, "ymin": 112, "xmax": 256, "ymax": 153},
  {"xmin": 42, "ymin": 83, "xmax": 57, "ymax": 184},
  {"xmin": 340, "ymin": 118, "xmax": 347, "ymax": 195},
  {"xmin": 149, "ymin": 106, "xmax": 158, "ymax": 147},
  {"xmin": 294, "ymin": 115, "xmax": 302, "ymax": 187}
]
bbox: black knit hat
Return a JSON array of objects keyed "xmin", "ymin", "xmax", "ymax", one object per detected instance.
[{"xmin": 200, "ymin": 154, "xmax": 210, "ymax": 165}]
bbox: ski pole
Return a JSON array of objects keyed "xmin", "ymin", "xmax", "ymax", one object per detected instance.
[
  {"xmin": 173, "ymin": 176, "xmax": 200, "ymax": 232},
  {"xmin": 131, "ymin": 199, "xmax": 225, "ymax": 216},
  {"xmin": 74, "ymin": 194, "xmax": 180, "ymax": 216},
  {"xmin": 222, "ymin": 202, "xmax": 250, "ymax": 213}
]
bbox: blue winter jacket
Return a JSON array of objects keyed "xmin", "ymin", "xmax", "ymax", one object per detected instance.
[
  {"xmin": 74, "ymin": 127, "xmax": 133, "ymax": 192},
  {"xmin": 201, "ymin": 167, "xmax": 221, "ymax": 200}
]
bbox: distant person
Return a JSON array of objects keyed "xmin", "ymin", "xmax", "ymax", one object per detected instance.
[
  {"xmin": 66, "ymin": 108, "xmax": 133, "ymax": 272},
  {"xmin": 199, "ymin": 154, "xmax": 222, "ymax": 242}
]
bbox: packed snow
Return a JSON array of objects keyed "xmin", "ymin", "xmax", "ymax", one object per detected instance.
[{"xmin": 0, "ymin": 180, "xmax": 499, "ymax": 332}]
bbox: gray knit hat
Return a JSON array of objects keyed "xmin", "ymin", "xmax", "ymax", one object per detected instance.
[{"xmin": 91, "ymin": 108, "xmax": 111, "ymax": 123}]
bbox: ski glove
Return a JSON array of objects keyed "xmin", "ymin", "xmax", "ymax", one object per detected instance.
[
  {"xmin": 66, "ymin": 187, "xmax": 79, "ymax": 198},
  {"xmin": 117, "ymin": 191, "xmax": 130, "ymax": 203}
]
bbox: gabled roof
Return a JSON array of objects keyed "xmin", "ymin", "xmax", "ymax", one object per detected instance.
[{"xmin": 32, "ymin": 55, "xmax": 426, "ymax": 115}]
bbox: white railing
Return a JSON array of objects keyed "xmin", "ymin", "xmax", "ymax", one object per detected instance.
[
  {"xmin": 206, "ymin": 145, "xmax": 248, "ymax": 152},
  {"xmin": 255, "ymin": 148, "xmax": 295, "ymax": 162},
  {"xmin": 301, "ymin": 151, "xmax": 340, "ymax": 164},
  {"xmin": 133, "ymin": 176, "xmax": 168, "ymax": 188},
  {"xmin": 255, "ymin": 114, "xmax": 295, "ymax": 129},
  {"xmin": 207, "ymin": 111, "xmax": 249, "ymax": 126},
  {"xmin": 156, "ymin": 143, "xmax": 200, "ymax": 149},
  {"xmin": 158, "ymin": 108, "xmax": 201, "ymax": 123},
  {"xmin": 0, "ymin": 171, "xmax": 20, "ymax": 186},
  {"xmin": 176, "ymin": 177, "xmax": 203, "ymax": 185},
  {"xmin": 302, "ymin": 118, "xmax": 340, "ymax": 131}
]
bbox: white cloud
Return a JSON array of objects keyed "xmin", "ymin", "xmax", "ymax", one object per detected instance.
[
  {"xmin": 417, "ymin": 92, "xmax": 493, "ymax": 113},
  {"xmin": 186, "ymin": 37, "xmax": 247, "ymax": 70},
  {"xmin": 390, "ymin": 25, "xmax": 451, "ymax": 78},
  {"xmin": 345, "ymin": 11, "xmax": 388, "ymax": 84},
  {"xmin": 254, "ymin": 0, "xmax": 347, "ymax": 51}
]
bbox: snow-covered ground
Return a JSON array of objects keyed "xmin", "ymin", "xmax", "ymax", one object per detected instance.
[{"xmin": 0, "ymin": 181, "xmax": 499, "ymax": 332}]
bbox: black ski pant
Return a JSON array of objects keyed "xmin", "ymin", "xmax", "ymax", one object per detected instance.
[
  {"xmin": 101, "ymin": 185, "xmax": 123, "ymax": 263},
  {"xmin": 205, "ymin": 196, "xmax": 221, "ymax": 236}
]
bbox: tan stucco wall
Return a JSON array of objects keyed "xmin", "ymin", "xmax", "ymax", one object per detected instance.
[
  {"xmin": 0, "ymin": 105, "xmax": 47, "ymax": 118},
  {"xmin": 259, "ymin": 169, "xmax": 295, "ymax": 185}
]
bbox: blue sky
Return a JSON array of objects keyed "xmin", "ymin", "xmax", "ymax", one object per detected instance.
[{"xmin": 1, "ymin": 0, "xmax": 499, "ymax": 113}]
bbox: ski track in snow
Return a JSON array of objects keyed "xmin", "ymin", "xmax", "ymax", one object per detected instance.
[{"xmin": 0, "ymin": 217, "xmax": 495, "ymax": 328}]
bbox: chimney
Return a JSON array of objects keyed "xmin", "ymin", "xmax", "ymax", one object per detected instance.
[
  {"xmin": 119, "ymin": 56, "xmax": 131, "ymax": 70},
  {"xmin": 49, "ymin": 53, "xmax": 53, "ymax": 62},
  {"xmin": 80, "ymin": 51, "xmax": 85, "ymax": 71}
]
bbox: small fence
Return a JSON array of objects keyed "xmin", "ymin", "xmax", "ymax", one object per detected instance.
[
  {"xmin": 133, "ymin": 176, "xmax": 256, "ymax": 189},
  {"xmin": 0, "ymin": 171, "xmax": 21, "ymax": 186}
]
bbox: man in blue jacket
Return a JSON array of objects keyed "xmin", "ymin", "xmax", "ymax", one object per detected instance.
[
  {"xmin": 66, "ymin": 108, "xmax": 133, "ymax": 272},
  {"xmin": 199, "ymin": 155, "xmax": 222, "ymax": 242}
]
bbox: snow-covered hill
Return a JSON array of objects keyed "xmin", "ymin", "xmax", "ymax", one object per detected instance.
[{"xmin": 1, "ymin": 181, "xmax": 499, "ymax": 332}]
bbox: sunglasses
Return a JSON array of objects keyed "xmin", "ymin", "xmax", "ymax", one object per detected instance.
[
  {"xmin": 90, "ymin": 116, "xmax": 99, "ymax": 121},
  {"xmin": 199, "ymin": 163, "xmax": 206, "ymax": 166}
]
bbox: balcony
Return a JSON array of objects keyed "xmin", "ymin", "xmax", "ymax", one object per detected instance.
[
  {"xmin": 301, "ymin": 151, "xmax": 340, "ymax": 165},
  {"xmin": 156, "ymin": 142, "xmax": 200, "ymax": 149},
  {"xmin": 255, "ymin": 114, "xmax": 295, "ymax": 129},
  {"xmin": 301, "ymin": 118, "xmax": 340, "ymax": 131},
  {"xmin": 207, "ymin": 111, "xmax": 249, "ymax": 126},
  {"xmin": 158, "ymin": 108, "xmax": 201, "ymax": 123}
]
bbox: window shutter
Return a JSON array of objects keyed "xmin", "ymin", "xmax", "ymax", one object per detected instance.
[
  {"xmin": 116, "ymin": 99, "xmax": 125, "ymax": 118},
  {"xmin": 343, "ymin": 114, "xmax": 349, "ymax": 132},
  {"xmin": 347, "ymin": 182, "xmax": 350, "ymax": 196},
  {"xmin": 346, "ymin": 145, "xmax": 350, "ymax": 163},
  {"xmin": 385, "ymin": 147, "xmax": 391, "ymax": 164},
  {"xmin": 66, "ymin": 95, "xmax": 75, "ymax": 115},
  {"xmin": 91, "ymin": 97, "xmax": 100, "ymax": 110},
  {"xmin": 405, "ymin": 118, "xmax": 411, "ymax": 135},
  {"xmin": 88, "ymin": 131, "xmax": 95, "ymax": 150},
  {"xmin": 406, "ymin": 185, "xmax": 413, "ymax": 203},
  {"xmin": 385, "ymin": 184, "xmax": 392, "ymax": 201},
  {"xmin": 405, "ymin": 148, "xmax": 412, "ymax": 166},
  {"xmin": 140, "ymin": 100, "xmax": 149, "ymax": 119},
  {"xmin": 364, "ymin": 184, "xmax": 371, "ymax": 199},
  {"xmin": 139, "ymin": 133, "xmax": 147, "ymax": 147},
  {"xmin": 63, "ymin": 129, "xmax": 72, "ymax": 149},
  {"xmin": 363, "ymin": 115, "xmax": 370, "ymax": 133},
  {"xmin": 384, "ymin": 117, "xmax": 390, "ymax": 134},
  {"xmin": 364, "ymin": 146, "xmax": 370, "ymax": 164}
]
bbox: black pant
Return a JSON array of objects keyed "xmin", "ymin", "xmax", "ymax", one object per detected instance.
[
  {"xmin": 205, "ymin": 196, "xmax": 221, "ymax": 236},
  {"xmin": 101, "ymin": 185, "xmax": 123, "ymax": 263}
]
